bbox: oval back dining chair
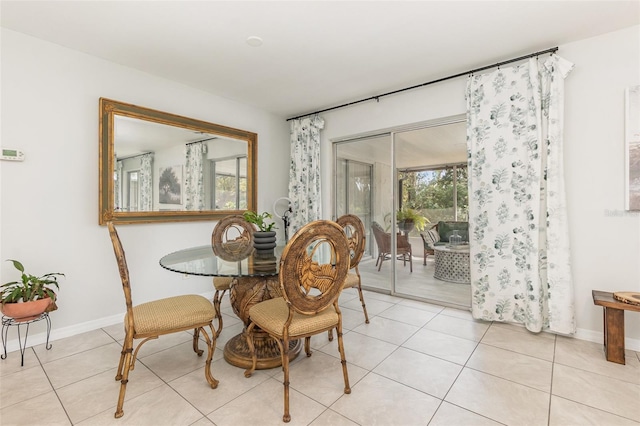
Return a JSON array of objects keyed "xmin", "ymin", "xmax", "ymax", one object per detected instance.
[
  {"xmin": 243, "ymin": 220, "xmax": 351, "ymax": 423},
  {"xmin": 328, "ymin": 214, "xmax": 368, "ymax": 341},
  {"xmin": 106, "ymin": 222, "xmax": 218, "ymax": 418},
  {"xmin": 210, "ymin": 215, "xmax": 256, "ymax": 337}
]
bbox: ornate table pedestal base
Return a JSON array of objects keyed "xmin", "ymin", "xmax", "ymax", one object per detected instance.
[
  {"xmin": 224, "ymin": 330, "xmax": 301, "ymax": 369},
  {"xmin": 225, "ymin": 276, "xmax": 301, "ymax": 369}
]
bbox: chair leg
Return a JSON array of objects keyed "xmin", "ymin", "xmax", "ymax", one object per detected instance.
[
  {"xmin": 199, "ymin": 324, "xmax": 219, "ymax": 388},
  {"xmin": 212, "ymin": 289, "xmax": 226, "ymax": 338},
  {"xmin": 244, "ymin": 322, "xmax": 258, "ymax": 378},
  {"xmin": 423, "ymin": 250, "xmax": 427, "ymax": 265},
  {"xmin": 282, "ymin": 337, "xmax": 291, "ymax": 423},
  {"xmin": 409, "ymin": 252, "xmax": 413, "ymax": 272},
  {"xmin": 328, "ymin": 329, "xmax": 334, "ymax": 341},
  {"xmin": 304, "ymin": 336, "xmax": 312, "ymax": 357},
  {"xmin": 192, "ymin": 328, "xmax": 203, "ymax": 356},
  {"xmin": 115, "ymin": 340, "xmax": 127, "ymax": 381},
  {"xmin": 114, "ymin": 346, "xmax": 133, "ymax": 418},
  {"xmin": 335, "ymin": 325, "xmax": 351, "ymax": 396},
  {"xmin": 355, "ymin": 283, "xmax": 370, "ymax": 324}
]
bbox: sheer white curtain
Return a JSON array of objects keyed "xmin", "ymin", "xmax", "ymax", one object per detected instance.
[
  {"xmin": 185, "ymin": 141, "xmax": 208, "ymax": 210},
  {"xmin": 466, "ymin": 55, "xmax": 575, "ymax": 334},
  {"xmin": 139, "ymin": 153, "xmax": 153, "ymax": 211},
  {"xmin": 288, "ymin": 116, "xmax": 324, "ymax": 234}
]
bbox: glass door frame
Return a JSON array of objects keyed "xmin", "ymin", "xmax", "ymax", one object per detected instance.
[{"xmin": 335, "ymin": 157, "xmax": 374, "ymax": 255}]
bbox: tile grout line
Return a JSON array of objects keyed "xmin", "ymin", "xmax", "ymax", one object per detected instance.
[
  {"xmin": 32, "ymin": 345, "xmax": 74, "ymax": 425},
  {"xmin": 547, "ymin": 335, "xmax": 557, "ymax": 426}
]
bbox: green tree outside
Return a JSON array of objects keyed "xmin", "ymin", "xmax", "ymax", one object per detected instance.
[{"xmin": 399, "ymin": 165, "xmax": 468, "ymax": 227}]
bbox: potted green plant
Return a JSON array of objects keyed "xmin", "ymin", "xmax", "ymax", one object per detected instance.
[
  {"xmin": 1, "ymin": 259, "xmax": 63, "ymax": 322},
  {"xmin": 396, "ymin": 207, "xmax": 429, "ymax": 233},
  {"xmin": 243, "ymin": 211, "xmax": 277, "ymax": 232},
  {"xmin": 243, "ymin": 211, "xmax": 278, "ymax": 254}
]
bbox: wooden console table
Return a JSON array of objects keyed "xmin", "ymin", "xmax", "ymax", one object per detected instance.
[{"xmin": 592, "ymin": 290, "xmax": 640, "ymax": 364}]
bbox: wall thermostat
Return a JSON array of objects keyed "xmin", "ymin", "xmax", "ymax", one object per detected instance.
[{"xmin": 1, "ymin": 148, "xmax": 25, "ymax": 161}]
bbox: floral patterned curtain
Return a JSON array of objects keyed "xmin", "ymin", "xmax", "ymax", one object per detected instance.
[
  {"xmin": 185, "ymin": 141, "xmax": 208, "ymax": 210},
  {"xmin": 288, "ymin": 116, "xmax": 324, "ymax": 234},
  {"xmin": 466, "ymin": 56, "xmax": 575, "ymax": 334},
  {"xmin": 139, "ymin": 153, "xmax": 153, "ymax": 211}
]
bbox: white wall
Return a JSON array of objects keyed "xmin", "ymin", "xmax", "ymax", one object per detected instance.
[
  {"xmin": 562, "ymin": 26, "xmax": 640, "ymax": 345},
  {"xmin": 320, "ymin": 26, "xmax": 640, "ymax": 348},
  {"xmin": 0, "ymin": 29, "xmax": 290, "ymax": 345}
]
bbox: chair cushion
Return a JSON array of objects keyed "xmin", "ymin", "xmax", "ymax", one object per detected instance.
[
  {"xmin": 248, "ymin": 297, "xmax": 339, "ymax": 339},
  {"xmin": 423, "ymin": 228, "xmax": 440, "ymax": 247},
  {"xmin": 437, "ymin": 221, "xmax": 469, "ymax": 242},
  {"xmin": 213, "ymin": 277, "xmax": 233, "ymax": 291},
  {"xmin": 343, "ymin": 272, "xmax": 359, "ymax": 289},
  {"xmin": 127, "ymin": 295, "xmax": 215, "ymax": 336}
]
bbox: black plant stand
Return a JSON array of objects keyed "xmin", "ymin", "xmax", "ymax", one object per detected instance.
[{"xmin": 1, "ymin": 313, "xmax": 52, "ymax": 366}]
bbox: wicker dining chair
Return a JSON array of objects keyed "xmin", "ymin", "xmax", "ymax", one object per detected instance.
[
  {"xmin": 107, "ymin": 222, "xmax": 218, "ymax": 418},
  {"xmin": 327, "ymin": 214, "xmax": 368, "ymax": 341},
  {"xmin": 244, "ymin": 220, "xmax": 351, "ymax": 423},
  {"xmin": 210, "ymin": 215, "xmax": 256, "ymax": 337}
]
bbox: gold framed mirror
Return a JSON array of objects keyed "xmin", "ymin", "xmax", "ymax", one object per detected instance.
[{"xmin": 99, "ymin": 98, "xmax": 257, "ymax": 225}]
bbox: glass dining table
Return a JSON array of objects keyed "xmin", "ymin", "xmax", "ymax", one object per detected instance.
[{"xmin": 159, "ymin": 244, "xmax": 301, "ymax": 370}]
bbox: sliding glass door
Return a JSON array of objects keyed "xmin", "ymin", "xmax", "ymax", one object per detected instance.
[
  {"xmin": 335, "ymin": 135, "xmax": 393, "ymax": 292},
  {"xmin": 336, "ymin": 159, "xmax": 373, "ymax": 254},
  {"xmin": 333, "ymin": 116, "xmax": 471, "ymax": 308}
]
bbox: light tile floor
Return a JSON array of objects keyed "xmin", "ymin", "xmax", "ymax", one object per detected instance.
[{"xmin": 1, "ymin": 289, "xmax": 639, "ymax": 426}]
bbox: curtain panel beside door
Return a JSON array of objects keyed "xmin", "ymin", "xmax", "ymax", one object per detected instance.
[
  {"xmin": 289, "ymin": 116, "xmax": 324, "ymax": 233},
  {"xmin": 466, "ymin": 56, "xmax": 575, "ymax": 334}
]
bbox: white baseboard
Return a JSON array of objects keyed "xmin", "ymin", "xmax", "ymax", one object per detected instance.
[
  {"xmin": 575, "ymin": 327, "xmax": 640, "ymax": 352},
  {"xmin": 2, "ymin": 312, "xmax": 125, "ymax": 354},
  {"xmin": 3, "ymin": 293, "xmax": 638, "ymax": 356}
]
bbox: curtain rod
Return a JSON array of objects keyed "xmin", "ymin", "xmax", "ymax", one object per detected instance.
[
  {"xmin": 117, "ymin": 152, "xmax": 152, "ymax": 161},
  {"xmin": 286, "ymin": 46, "xmax": 558, "ymax": 121},
  {"xmin": 186, "ymin": 137, "xmax": 217, "ymax": 145}
]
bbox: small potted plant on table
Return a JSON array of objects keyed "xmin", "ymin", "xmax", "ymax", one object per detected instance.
[
  {"xmin": 243, "ymin": 211, "xmax": 278, "ymax": 255},
  {"xmin": 1, "ymin": 260, "xmax": 63, "ymax": 322}
]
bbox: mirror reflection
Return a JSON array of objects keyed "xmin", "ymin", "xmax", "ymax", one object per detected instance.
[
  {"xmin": 114, "ymin": 116, "xmax": 248, "ymax": 212},
  {"xmin": 99, "ymin": 98, "xmax": 257, "ymax": 224}
]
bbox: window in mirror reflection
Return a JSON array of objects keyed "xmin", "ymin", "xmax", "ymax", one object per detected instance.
[
  {"xmin": 212, "ymin": 156, "xmax": 247, "ymax": 209},
  {"xmin": 115, "ymin": 153, "xmax": 153, "ymax": 212},
  {"xmin": 128, "ymin": 171, "xmax": 140, "ymax": 212}
]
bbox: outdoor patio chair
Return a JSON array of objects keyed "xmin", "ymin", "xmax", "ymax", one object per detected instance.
[{"xmin": 371, "ymin": 221, "xmax": 413, "ymax": 272}]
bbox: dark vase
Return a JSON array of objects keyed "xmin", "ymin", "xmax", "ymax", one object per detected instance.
[
  {"xmin": 397, "ymin": 219, "xmax": 415, "ymax": 234},
  {"xmin": 252, "ymin": 253, "xmax": 278, "ymax": 273},
  {"xmin": 253, "ymin": 231, "xmax": 277, "ymax": 254}
]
